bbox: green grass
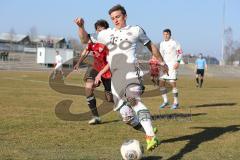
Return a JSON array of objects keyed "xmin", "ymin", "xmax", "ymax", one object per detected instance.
[{"xmin": 0, "ymin": 70, "xmax": 240, "ymax": 160}]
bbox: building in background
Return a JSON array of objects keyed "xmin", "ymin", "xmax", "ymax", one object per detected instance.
[
  {"xmin": 0, "ymin": 32, "xmax": 74, "ymax": 68},
  {"xmin": 183, "ymin": 54, "xmax": 219, "ymax": 65}
]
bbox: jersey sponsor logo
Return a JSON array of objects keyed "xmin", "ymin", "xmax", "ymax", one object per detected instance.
[{"xmin": 105, "ymin": 40, "xmax": 132, "ymax": 52}]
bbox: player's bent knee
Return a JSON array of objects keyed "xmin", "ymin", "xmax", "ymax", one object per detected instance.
[
  {"xmin": 172, "ymin": 87, "xmax": 178, "ymax": 97},
  {"xmin": 125, "ymin": 84, "xmax": 143, "ymax": 107},
  {"xmin": 119, "ymin": 105, "xmax": 138, "ymax": 126}
]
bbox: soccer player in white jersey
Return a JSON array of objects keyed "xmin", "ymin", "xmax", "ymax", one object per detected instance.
[
  {"xmin": 159, "ymin": 29, "xmax": 183, "ymax": 109},
  {"xmin": 52, "ymin": 51, "xmax": 64, "ymax": 80},
  {"xmin": 74, "ymin": 4, "xmax": 168, "ymax": 151}
]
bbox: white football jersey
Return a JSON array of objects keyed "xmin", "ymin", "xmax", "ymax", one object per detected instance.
[
  {"xmin": 55, "ymin": 55, "xmax": 62, "ymax": 64},
  {"xmin": 159, "ymin": 39, "xmax": 182, "ymax": 66},
  {"xmin": 91, "ymin": 25, "xmax": 150, "ymax": 79}
]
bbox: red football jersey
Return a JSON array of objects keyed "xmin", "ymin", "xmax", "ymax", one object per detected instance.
[
  {"xmin": 87, "ymin": 42, "xmax": 111, "ymax": 79},
  {"xmin": 149, "ymin": 57, "xmax": 160, "ymax": 77}
]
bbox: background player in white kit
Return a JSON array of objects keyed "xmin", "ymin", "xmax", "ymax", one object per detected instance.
[
  {"xmin": 159, "ymin": 29, "xmax": 183, "ymax": 109},
  {"xmin": 74, "ymin": 5, "xmax": 168, "ymax": 151},
  {"xmin": 52, "ymin": 51, "xmax": 64, "ymax": 80}
]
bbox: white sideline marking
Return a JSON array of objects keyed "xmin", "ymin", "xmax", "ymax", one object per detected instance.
[
  {"xmin": 2, "ymin": 77, "xmax": 81, "ymax": 86},
  {"xmin": 2, "ymin": 77, "xmax": 49, "ymax": 84}
]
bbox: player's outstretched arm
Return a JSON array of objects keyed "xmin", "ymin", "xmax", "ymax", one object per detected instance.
[{"xmin": 74, "ymin": 17, "xmax": 89, "ymax": 44}]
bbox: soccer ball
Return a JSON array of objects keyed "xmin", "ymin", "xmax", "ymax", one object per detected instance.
[{"xmin": 120, "ymin": 139, "xmax": 144, "ymax": 160}]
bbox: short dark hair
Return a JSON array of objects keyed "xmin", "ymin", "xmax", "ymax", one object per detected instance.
[
  {"xmin": 163, "ymin": 28, "xmax": 172, "ymax": 36},
  {"xmin": 94, "ymin": 19, "xmax": 109, "ymax": 30},
  {"xmin": 108, "ymin": 4, "xmax": 127, "ymax": 16}
]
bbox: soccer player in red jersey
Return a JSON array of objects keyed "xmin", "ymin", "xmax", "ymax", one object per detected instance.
[
  {"xmin": 149, "ymin": 56, "xmax": 160, "ymax": 86},
  {"xmin": 74, "ymin": 19, "xmax": 113, "ymax": 125}
]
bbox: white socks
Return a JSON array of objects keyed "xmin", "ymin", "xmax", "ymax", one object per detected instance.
[{"xmin": 133, "ymin": 101, "xmax": 155, "ymax": 137}]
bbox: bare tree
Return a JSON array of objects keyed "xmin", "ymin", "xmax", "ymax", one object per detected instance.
[
  {"xmin": 228, "ymin": 46, "xmax": 240, "ymax": 64},
  {"xmin": 233, "ymin": 48, "xmax": 240, "ymax": 61},
  {"xmin": 67, "ymin": 37, "xmax": 84, "ymax": 52},
  {"xmin": 224, "ymin": 27, "xmax": 234, "ymax": 64}
]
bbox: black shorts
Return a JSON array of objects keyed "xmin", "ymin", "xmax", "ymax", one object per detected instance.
[
  {"xmin": 84, "ymin": 67, "xmax": 111, "ymax": 92},
  {"xmin": 84, "ymin": 67, "xmax": 98, "ymax": 81},
  {"xmin": 101, "ymin": 77, "xmax": 111, "ymax": 92},
  {"xmin": 196, "ymin": 69, "xmax": 205, "ymax": 77}
]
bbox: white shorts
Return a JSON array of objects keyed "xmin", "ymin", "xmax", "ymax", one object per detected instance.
[
  {"xmin": 159, "ymin": 66, "xmax": 178, "ymax": 80},
  {"xmin": 55, "ymin": 63, "xmax": 63, "ymax": 70}
]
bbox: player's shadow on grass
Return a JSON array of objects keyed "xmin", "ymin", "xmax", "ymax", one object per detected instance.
[
  {"xmin": 151, "ymin": 113, "xmax": 206, "ymax": 121},
  {"xmin": 195, "ymin": 102, "xmax": 237, "ymax": 108},
  {"xmin": 142, "ymin": 156, "xmax": 162, "ymax": 160},
  {"xmin": 161, "ymin": 125, "xmax": 240, "ymax": 160},
  {"xmin": 54, "ymin": 99, "xmax": 114, "ymax": 121}
]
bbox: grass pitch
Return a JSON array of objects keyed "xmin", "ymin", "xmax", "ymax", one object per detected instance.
[{"xmin": 0, "ymin": 70, "xmax": 240, "ymax": 160}]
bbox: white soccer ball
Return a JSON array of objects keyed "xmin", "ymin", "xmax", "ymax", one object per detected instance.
[{"xmin": 120, "ymin": 139, "xmax": 144, "ymax": 160}]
